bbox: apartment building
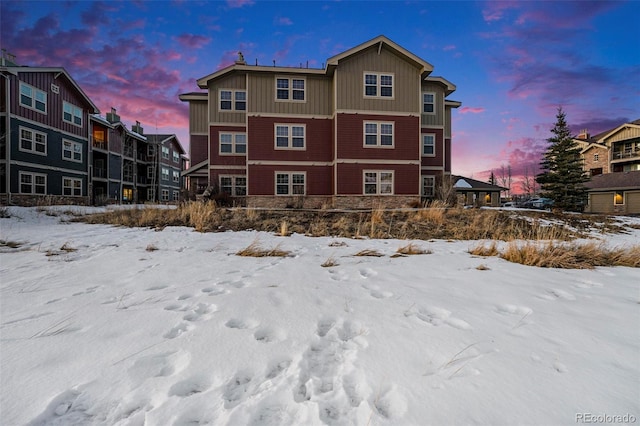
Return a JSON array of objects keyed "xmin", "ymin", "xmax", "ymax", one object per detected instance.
[{"xmin": 180, "ymin": 35, "xmax": 460, "ymax": 208}]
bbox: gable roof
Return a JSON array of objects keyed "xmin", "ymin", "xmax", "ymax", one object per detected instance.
[
  {"xmin": 5, "ymin": 66, "xmax": 99, "ymax": 114},
  {"xmin": 452, "ymin": 175, "xmax": 507, "ymax": 191},
  {"xmin": 326, "ymin": 35, "xmax": 434, "ymax": 74},
  {"xmin": 146, "ymin": 134, "xmax": 186, "ymax": 155},
  {"xmin": 584, "ymin": 171, "xmax": 640, "ymax": 191}
]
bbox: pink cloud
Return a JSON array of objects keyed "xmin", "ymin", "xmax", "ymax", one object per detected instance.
[
  {"xmin": 275, "ymin": 16, "xmax": 293, "ymax": 26},
  {"xmin": 226, "ymin": 0, "xmax": 254, "ymax": 8},
  {"xmin": 175, "ymin": 33, "xmax": 211, "ymax": 49},
  {"xmin": 458, "ymin": 107, "xmax": 485, "ymax": 114},
  {"xmin": 442, "ymin": 45, "xmax": 456, "ymax": 51}
]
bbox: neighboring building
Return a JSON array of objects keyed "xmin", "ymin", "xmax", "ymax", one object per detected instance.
[
  {"xmin": 1, "ymin": 53, "xmax": 99, "ymax": 205},
  {"xmin": 180, "ymin": 35, "xmax": 461, "ymax": 208},
  {"xmin": 452, "ymin": 175, "xmax": 506, "ymax": 207},
  {"xmin": 584, "ymin": 171, "xmax": 640, "ymax": 214},
  {"xmin": 574, "ymin": 119, "xmax": 640, "ymax": 214},
  {"xmin": 0, "ymin": 49, "xmax": 186, "ymax": 206}
]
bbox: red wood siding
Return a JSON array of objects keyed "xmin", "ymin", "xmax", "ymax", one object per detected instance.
[
  {"xmin": 247, "ymin": 116, "xmax": 333, "ymax": 162},
  {"xmin": 336, "ymin": 163, "xmax": 419, "ymax": 195},
  {"xmin": 210, "ymin": 125, "xmax": 247, "ymax": 166},
  {"xmin": 248, "ymin": 165, "xmax": 332, "ymax": 196},
  {"xmin": 336, "ymin": 113, "xmax": 419, "ymax": 160},
  {"xmin": 189, "ymin": 134, "xmax": 208, "ymax": 165},
  {"xmin": 420, "ymin": 127, "xmax": 445, "ymax": 167}
]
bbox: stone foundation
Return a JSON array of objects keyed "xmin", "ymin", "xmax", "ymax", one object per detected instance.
[{"xmin": 1, "ymin": 194, "xmax": 90, "ymax": 207}]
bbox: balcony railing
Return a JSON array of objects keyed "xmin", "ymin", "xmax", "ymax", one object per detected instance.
[
  {"xmin": 137, "ymin": 176, "xmax": 147, "ymax": 185},
  {"xmin": 92, "ymin": 140, "xmax": 108, "ymax": 151},
  {"xmin": 123, "ymin": 173, "xmax": 134, "ymax": 183},
  {"xmin": 93, "ymin": 168, "xmax": 107, "ymax": 178},
  {"xmin": 613, "ymin": 148, "xmax": 639, "ymax": 160}
]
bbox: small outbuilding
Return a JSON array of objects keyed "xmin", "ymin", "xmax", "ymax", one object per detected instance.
[
  {"xmin": 452, "ymin": 175, "xmax": 507, "ymax": 207},
  {"xmin": 584, "ymin": 171, "xmax": 640, "ymax": 214}
]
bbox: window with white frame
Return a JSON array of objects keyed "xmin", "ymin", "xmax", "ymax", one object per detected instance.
[
  {"xmin": 219, "ymin": 89, "xmax": 247, "ymax": 111},
  {"xmin": 63, "ymin": 101, "xmax": 83, "ymax": 126},
  {"xmin": 423, "ymin": 92, "xmax": 435, "ymax": 114},
  {"xmin": 147, "ymin": 188, "xmax": 155, "ymax": 200},
  {"xmin": 147, "ymin": 145, "xmax": 155, "ymax": 156},
  {"xmin": 161, "ymin": 189, "xmax": 169, "ymax": 201},
  {"xmin": 19, "ymin": 82, "xmax": 47, "ymax": 113},
  {"xmin": 62, "ymin": 140, "xmax": 82, "ymax": 162},
  {"xmin": 173, "ymin": 151, "xmax": 180, "ymax": 163},
  {"xmin": 19, "ymin": 172, "xmax": 46, "ymax": 194},
  {"xmin": 275, "ymin": 125, "xmax": 305, "ymax": 149},
  {"xmin": 594, "ymin": 153, "xmax": 599, "ymax": 162},
  {"xmin": 62, "ymin": 177, "xmax": 82, "ymax": 196},
  {"xmin": 276, "ymin": 77, "xmax": 305, "ymax": 101},
  {"xmin": 161, "ymin": 167, "xmax": 169, "ymax": 181},
  {"xmin": 220, "ymin": 175, "xmax": 247, "ymax": 196},
  {"xmin": 220, "ymin": 133, "xmax": 247, "ymax": 154},
  {"xmin": 172, "ymin": 170, "xmax": 180, "ymax": 183},
  {"xmin": 422, "ymin": 134, "xmax": 435, "ymax": 156},
  {"xmin": 147, "ymin": 167, "xmax": 155, "ymax": 180},
  {"xmin": 275, "ymin": 172, "xmax": 305, "ymax": 195},
  {"xmin": 173, "ymin": 190, "xmax": 180, "ymax": 201},
  {"xmin": 422, "ymin": 175, "xmax": 435, "ymax": 197},
  {"xmin": 19, "ymin": 127, "xmax": 47, "ymax": 155},
  {"xmin": 161, "ymin": 146, "xmax": 170, "ymax": 159},
  {"xmin": 363, "ymin": 171, "xmax": 393, "ymax": 195},
  {"xmin": 364, "ymin": 122, "xmax": 393, "ymax": 147},
  {"xmin": 364, "ymin": 73, "xmax": 393, "ymax": 98}
]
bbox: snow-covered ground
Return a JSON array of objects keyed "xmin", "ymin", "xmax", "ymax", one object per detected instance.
[{"xmin": 1, "ymin": 206, "xmax": 638, "ymax": 426}]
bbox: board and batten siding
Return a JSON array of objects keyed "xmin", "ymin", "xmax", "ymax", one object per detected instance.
[
  {"xmin": 208, "ymin": 73, "xmax": 246, "ymax": 124},
  {"xmin": 247, "ymin": 73, "xmax": 332, "ymax": 116},
  {"xmin": 189, "ymin": 100, "xmax": 208, "ymax": 134},
  {"xmin": 627, "ymin": 191, "xmax": 640, "ymax": 213},
  {"xmin": 335, "ymin": 45, "xmax": 421, "ymax": 113},
  {"xmin": 603, "ymin": 127, "xmax": 640, "ymax": 144},
  {"xmin": 421, "ymin": 82, "xmax": 445, "ymax": 127}
]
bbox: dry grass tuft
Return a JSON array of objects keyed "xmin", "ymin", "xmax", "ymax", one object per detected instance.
[
  {"xmin": 279, "ymin": 220, "xmax": 290, "ymax": 237},
  {"xmin": 476, "ymin": 264, "xmax": 491, "ymax": 271},
  {"xmin": 145, "ymin": 244, "xmax": 159, "ymax": 252},
  {"xmin": 353, "ymin": 249, "xmax": 384, "ymax": 257},
  {"xmin": 469, "ymin": 241, "xmax": 499, "ymax": 257},
  {"xmin": 0, "ymin": 239, "xmax": 22, "ymax": 249},
  {"xmin": 396, "ymin": 242, "xmax": 431, "ymax": 255},
  {"xmin": 60, "ymin": 242, "xmax": 77, "ymax": 252},
  {"xmin": 236, "ymin": 240, "xmax": 291, "ymax": 257},
  {"xmin": 321, "ymin": 255, "xmax": 339, "ymax": 268},
  {"xmin": 329, "ymin": 240, "xmax": 348, "ymax": 247}
]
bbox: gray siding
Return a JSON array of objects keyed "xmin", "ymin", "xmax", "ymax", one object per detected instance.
[
  {"xmin": 208, "ymin": 73, "xmax": 246, "ymax": 124},
  {"xmin": 335, "ymin": 45, "xmax": 421, "ymax": 113},
  {"xmin": 189, "ymin": 100, "xmax": 209, "ymax": 134},
  {"xmin": 421, "ymin": 82, "xmax": 445, "ymax": 127},
  {"xmin": 248, "ymin": 73, "xmax": 332, "ymax": 116}
]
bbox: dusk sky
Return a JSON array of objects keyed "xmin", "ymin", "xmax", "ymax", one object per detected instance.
[{"xmin": 2, "ymin": 0, "xmax": 639, "ymax": 191}]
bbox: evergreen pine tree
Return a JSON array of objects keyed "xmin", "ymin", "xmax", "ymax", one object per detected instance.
[{"xmin": 536, "ymin": 108, "xmax": 589, "ymax": 212}]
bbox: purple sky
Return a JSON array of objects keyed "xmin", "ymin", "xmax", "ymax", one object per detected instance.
[{"xmin": 2, "ymin": 0, "xmax": 638, "ymax": 192}]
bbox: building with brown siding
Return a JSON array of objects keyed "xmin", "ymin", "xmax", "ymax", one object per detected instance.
[{"xmin": 180, "ymin": 35, "xmax": 460, "ymax": 208}]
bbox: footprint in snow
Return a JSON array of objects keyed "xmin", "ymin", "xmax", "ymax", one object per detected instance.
[
  {"xmin": 359, "ymin": 268, "xmax": 377, "ymax": 278},
  {"xmin": 317, "ymin": 317, "xmax": 336, "ymax": 337},
  {"xmin": 496, "ymin": 304, "xmax": 533, "ymax": 316},
  {"xmin": 201, "ymin": 286, "xmax": 228, "ymax": 296},
  {"xmin": 546, "ymin": 289, "xmax": 576, "ymax": 301},
  {"xmin": 223, "ymin": 370, "xmax": 254, "ymax": 408},
  {"xmin": 416, "ymin": 306, "xmax": 472, "ymax": 330},
  {"xmin": 225, "ymin": 317, "xmax": 259, "ymax": 330},
  {"xmin": 164, "ymin": 322, "xmax": 194, "ymax": 339},
  {"xmin": 168, "ymin": 375, "xmax": 213, "ymax": 397},
  {"xmin": 254, "ymin": 326, "xmax": 286, "ymax": 343},
  {"xmin": 177, "ymin": 294, "xmax": 193, "ymax": 300},
  {"xmin": 266, "ymin": 357, "xmax": 292, "ymax": 379},
  {"xmin": 183, "ymin": 303, "xmax": 217, "ymax": 322}
]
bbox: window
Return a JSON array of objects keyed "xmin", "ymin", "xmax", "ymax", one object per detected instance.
[
  {"xmin": 147, "ymin": 145, "xmax": 155, "ymax": 157},
  {"xmin": 173, "ymin": 190, "xmax": 180, "ymax": 201},
  {"xmin": 161, "ymin": 167, "xmax": 169, "ymax": 181},
  {"xmin": 147, "ymin": 188, "xmax": 155, "ymax": 200},
  {"xmin": 219, "ymin": 89, "xmax": 247, "ymax": 111},
  {"xmin": 275, "ymin": 125, "xmax": 305, "ymax": 149},
  {"xmin": 161, "ymin": 146, "xmax": 170, "ymax": 159},
  {"xmin": 147, "ymin": 167, "xmax": 155, "ymax": 180},
  {"xmin": 62, "ymin": 140, "xmax": 82, "ymax": 162},
  {"xmin": 63, "ymin": 102, "xmax": 83, "ymax": 126},
  {"xmin": 593, "ymin": 153, "xmax": 599, "ymax": 162},
  {"xmin": 423, "ymin": 92, "xmax": 435, "ymax": 114},
  {"xmin": 276, "ymin": 77, "xmax": 305, "ymax": 101},
  {"xmin": 19, "ymin": 82, "xmax": 47, "ymax": 113},
  {"xmin": 364, "ymin": 73, "xmax": 393, "ymax": 98},
  {"xmin": 173, "ymin": 151, "xmax": 180, "ymax": 163},
  {"xmin": 63, "ymin": 177, "xmax": 82, "ymax": 196},
  {"xmin": 161, "ymin": 189, "xmax": 169, "ymax": 201},
  {"xmin": 220, "ymin": 175, "xmax": 247, "ymax": 196},
  {"xmin": 220, "ymin": 133, "xmax": 247, "ymax": 155},
  {"xmin": 363, "ymin": 122, "xmax": 393, "ymax": 147},
  {"xmin": 364, "ymin": 171, "xmax": 393, "ymax": 195},
  {"xmin": 276, "ymin": 172, "xmax": 305, "ymax": 195},
  {"xmin": 19, "ymin": 127, "xmax": 47, "ymax": 155},
  {"xmin": 422, "ymin": 134, "xmax": 435, "ymax": 156},
  {"xmin": 422, "ymin": 175, "xmax": 435, "ymax": 197},
  {"xmin": 19, "ymin": 172, "xmax": 46, "ymax": 194},
  {"xmin": 172, "ymin": 170, "xmax": 180, "ymax": 183},
  {"xmin": 614, "ymin": 191, "xmax": 624, "ymax": 205}
]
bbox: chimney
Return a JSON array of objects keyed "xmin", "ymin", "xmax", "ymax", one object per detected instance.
[
  {"xmin": 577, "ymin": 129, "xmax": 590, "ymax": 139},
  {"xmin": 106, "ymin": 107, "xmax": 120, "ymax": 124},
  {"xmin": 235, "ymin": 51, "xmax": 246, "ymax": 65},
  {"xmin": 132, "ymin": 120, "xmax": 144, "ymax": 135}
]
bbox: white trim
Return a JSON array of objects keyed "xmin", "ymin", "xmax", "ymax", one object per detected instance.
[
  {"xmin": 219, "ymin": 174, "xmax": 247, "ymax": 197},
  {"xmin": 363, "ymin": 121, "xmax": 394, "ymax": 148},
  {"xmin": 363, "ymin": 71, "xmax": 395, "ymax": 99},
  {"xmin": 421, "ymin": 174, "xmax": 436, "ymax": 197},
  {"xmin": 219, "ymin": 132, "xmax": 247, "ymax": 155},
  {"xmin": 218, "ymin": 88, "xmax": 247, "ymax": 112},
  {"xmin": 275, "ymin": 76, "xmax": 306, "ymax": 103},
  {"xmin": 274, "ymin": 123, "xmax": 306, "ymax": 150},
  {"xmin": 19, "ymin": 81, "xmax": 47, "ymax": 114},
  {"xmin": 62, "ymin": 176, "xmax": 83, "ymax": 196},
  {"xmin": 62, "ymin": 139, "xmax": 83, "ymax": 163},
  {"xmin": 247, "ymin": 113, "xmax": 332, "ymax": 119},
  {"xmin": 208, "ymin": 165, "xmax": 248, "ymax": 170},
  {"xmin": 248, "ymin": 160, "xmax": 332, "ymax": 166},
  {"xmin": 63, "ymin": 101, "xmax": 83, "ymax": 127},
  {"xmin": 422, "ymin": 133, "xmax": 436, "ymax": 157},
  {"xmin": 11, "ymin": 160, "xmax": 88, "ymax": 176},
  {"xmin": 422, "ymin": 92, "xmax": 436, "ymax": 115},
  {"xmin": 337, "ymin": 159, "xmax": 420, "ymax": 165},
  {"xmin": 18, "ymin": 171, "xmax": 47, "ymax": 194},
  {"xmin": 18, "ymin": 126, "xmax": 47, "ymax": 156},
  {"xmin": 336, "ymin": 109, "xmax": 416, "ymax": 117},
  {"xmin": 363, "ymin": 169, "xmax": 394, "ymax": 195},
  {"xmin": 275, "ymin": 171, "xmax": 306, "ymax": 196}
]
